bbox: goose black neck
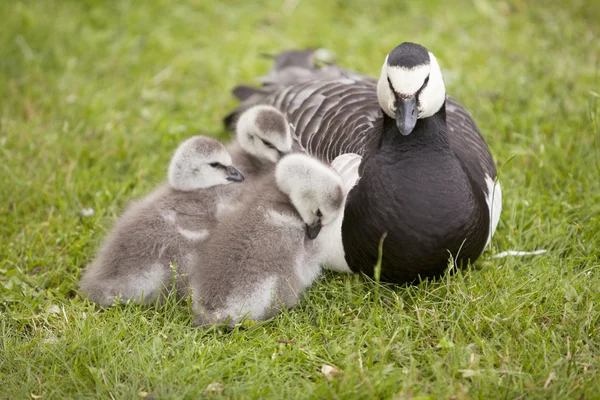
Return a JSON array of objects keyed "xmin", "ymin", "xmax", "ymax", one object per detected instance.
[{"xmin": 381, "ymin": 101, "xmax": 448, "ymax": 148}]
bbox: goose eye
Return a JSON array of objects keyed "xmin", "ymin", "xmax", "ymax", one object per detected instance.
[
  {"xmin": 387, "ymin": 77, "xmax": 395, "ymax": 93},
  {"xmin": 261, "ymin": 139, "xmax": 275, "ymax": 149},
  {"xmin": 417, "ymin": 75, "xmax": 430, "ymax": 94},
  {"xmin": 209, "ymin": 162, "xmax": 221, "ymax": 168},
  {"xmin": 316, "ymin": 209, "xmax": 323, "ymax": 218}
]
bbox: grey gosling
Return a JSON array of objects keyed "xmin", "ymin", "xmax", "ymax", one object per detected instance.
[
  {"xmin": 190, "ymin": 153, "xmax": 345, "ymax": 327},
  {"xmin": 227, "ymin": 104, "xmax": 298, "ymax": 179},
  {"xmin": 79, "ymin": 136, "xmax": 244, "ymax": 306}
]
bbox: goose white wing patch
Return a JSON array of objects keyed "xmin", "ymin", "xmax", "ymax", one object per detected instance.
[
  {"xmin": 321, "ymin": 153, "xmax": 363, "ymax": 273},
  {"xmin": 331, "ymin": 153, "xmax": 362, "ymax": 193},
  {"xmin": 483, "ymin": 175, "xmax": 502, "ymax": 249}
]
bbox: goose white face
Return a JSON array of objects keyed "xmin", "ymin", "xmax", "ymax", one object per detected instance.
[
  {"xmin": 168, "ymin": 136, "xmax": 244, "ymax": 191},
  {"xmin": 275, "ymin": 154, "xmax": 345, "ymax": 240},
  {"xmin": 377, "ymin": 43, "xmax": 446, "ymax": 135},
  {"xmin": 237, "ymin": 105, "xmax": 293, "ymax": 163}
]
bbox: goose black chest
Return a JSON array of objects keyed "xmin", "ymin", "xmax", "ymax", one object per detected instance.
[{"xmin": 343, "ymin": 104, "xmax": 489, "ymax": 282}]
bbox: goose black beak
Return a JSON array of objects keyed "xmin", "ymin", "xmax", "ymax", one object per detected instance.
[
  {"xmin": 305, "ymin": 221, "xmax": 322, "ymax": 240},
  {"xmin": 395, "ymin": 96, "xmax": 418, "ymax": 136},
  {"xmin": 226, "ymin": 166, "xmax": 245, "ymax": 182}
]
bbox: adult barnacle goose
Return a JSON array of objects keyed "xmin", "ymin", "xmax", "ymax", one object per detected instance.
[{"xmin": 225, "ymin": 42, "xmax": 502, "ymax": 284}]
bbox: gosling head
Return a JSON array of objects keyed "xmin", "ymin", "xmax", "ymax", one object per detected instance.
[
  {"xmin": 236, "ymin": 105, "xmax": 293, "ymax": 163},
  {"xmin": 377, "ymin": 42, "xmax": 446, "ymax": 136},
  {"xmin": 275, "ymin": 154, "xmax": 345, "ymax": 240},
  {"xmin": 168, "ymin": 136, "xmax": 244, "ymax": 191}
]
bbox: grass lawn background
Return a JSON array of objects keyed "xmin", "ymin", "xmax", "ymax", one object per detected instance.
[{"xmin": 1, "ymin": 0, "xmax": 599, "ymax": 398}]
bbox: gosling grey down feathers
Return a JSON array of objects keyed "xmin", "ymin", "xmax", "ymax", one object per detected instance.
[
  {"xmin": 79, "ymin": 136, "xmax": 244, "ymax": 306},
  {"xmin": 227, "ymin": 105, "xmax": 297, "ymax": 180},
  {"xmin": 190, "ymin": 153, "xmax": 345, "ymax": 327}
]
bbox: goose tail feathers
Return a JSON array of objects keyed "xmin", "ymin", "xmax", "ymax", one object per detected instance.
[{"xmin": 225, "ymin": 48, "xmax": 346, "ymax": 130}]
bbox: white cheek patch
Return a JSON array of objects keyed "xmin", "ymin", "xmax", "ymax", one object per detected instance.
[
  {"xmin": 416, "ymin": 52, "xmax": 446, "ymax": 118},
  {"xmin": 377, "ymin": 59, "xmax": 394, "ymax": 118},
  {"xmin": 387, "ymin": 64, "xmax": 430, "ymax": 96}
]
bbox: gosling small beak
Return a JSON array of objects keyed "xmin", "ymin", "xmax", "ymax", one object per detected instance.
[
  {"xmin": 305, "ymin": 221, "xmax": 322, "ymax": 240},
  {"xmin": 395, "ymin": 96, "xmax": 418, "ymax": 136},
  {"xmin": 226, "ymin": 166, "xmax": 244, "ymax": 182}
]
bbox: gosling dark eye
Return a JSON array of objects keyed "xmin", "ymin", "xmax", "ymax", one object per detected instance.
[
  {"xmin": 316, "ymin": 209, "xmax": 322, "ymax": 218},
  {"xmin": 209, "ymin": 162, "xmax": 221, "ymax": 168},
  {"xmin": 261, "ymin": 139, "xmax": 275, "ymax": 149}
]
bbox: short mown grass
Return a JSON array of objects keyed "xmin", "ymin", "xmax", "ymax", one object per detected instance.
[{"xmin": 1, "ymin": 0, "xmax": 599, "ymax": 398}]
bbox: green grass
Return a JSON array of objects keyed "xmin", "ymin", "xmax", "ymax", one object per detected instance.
[{"xmin": 1, "ymin": 0, "xmax": 599, "ymax": 398}]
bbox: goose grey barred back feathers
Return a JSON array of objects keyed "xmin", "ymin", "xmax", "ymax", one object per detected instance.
[
  {"xmin": 227, "ymin": 78, "xmax": 383, "ymax": 164},
  {"xmin": 226, "ymin": 50, "xmax": 495, "ymax": 180}
]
